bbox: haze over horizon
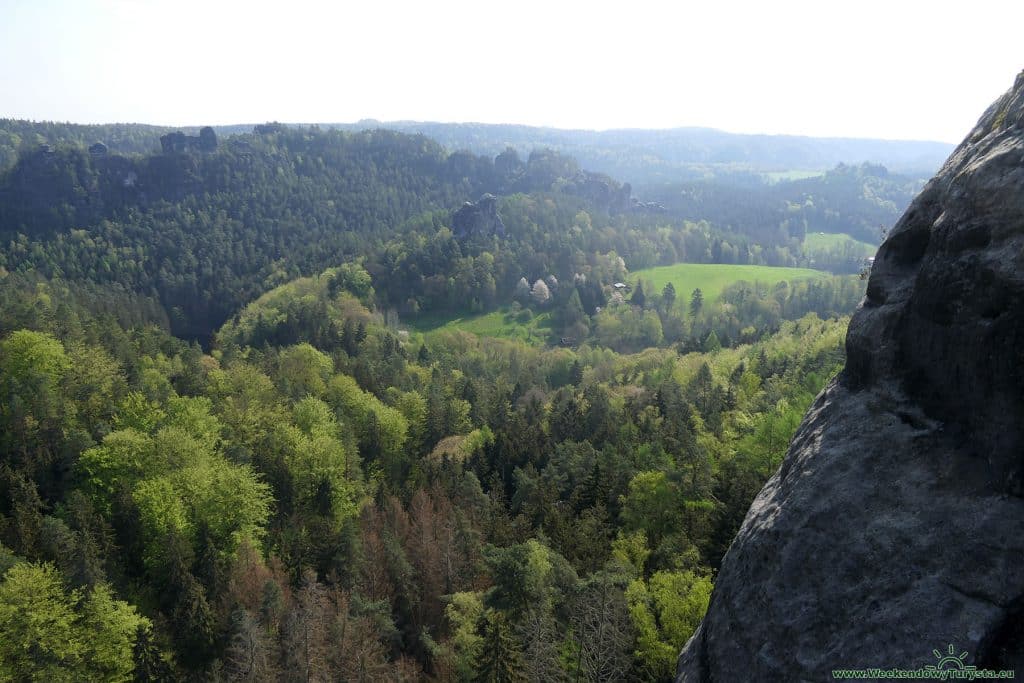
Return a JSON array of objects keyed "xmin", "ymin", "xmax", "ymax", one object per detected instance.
[{"xmin": 1, "ymin": 0, "xmax": 1021, "ymax": 144}]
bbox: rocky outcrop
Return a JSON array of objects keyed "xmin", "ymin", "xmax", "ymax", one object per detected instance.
[
  {"xmin": 452, "ymin": 194, "xmax": 505, "ymax": 238},
  {"xmin": 160, "ymin": 126, "xmax": 217, "ymax": 154},
  {"xmin": 254, "ymin": 122, "xmax": 286, "ymax": 135},
  {"xmin": 565, "ymin": 172, "xmax": 634, "ymax": 214},
  {"xmin": 562, "ymin": 171, "xmax": 666, "ymax": 214},
  {"xmin": 677, "ymin": 71, "xmax": 1024, "ymax": 681}
]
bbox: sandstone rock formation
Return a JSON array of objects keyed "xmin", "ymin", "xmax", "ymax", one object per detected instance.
[
  {"xmin": 677, "ymin": 71, "xmax": 1024, "ymax": 681},
  {"xmin": 565, "ymin": 171, "xmax": 634, "ymax": 214},
  {"xmin": 160, "ymin": 126, "xmax": 217, "ymax": 154},
  {"xmin": 452, "ymin": 194, "xmax": 505, "ymax": 238}
]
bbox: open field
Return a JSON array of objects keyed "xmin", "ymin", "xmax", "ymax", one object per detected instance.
[
  {"xmin": 803, "ymin": 231, "xmax": 878, "ymax": 256},
  {"xmin": 631, "ymin": 263, "xmax": 828, "ymax": 303},
  {"xmin": 404, "ymin": 263, "xmax": 830, "ymax": 342},
  {"xmin": 405, "ymin": 308, "xmax": 553, "ymax": 345}
]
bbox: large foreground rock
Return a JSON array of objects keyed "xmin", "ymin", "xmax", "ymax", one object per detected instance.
[{"xmin": 678, "ymin": 71, "xmax": 1024, "ymax": 681}]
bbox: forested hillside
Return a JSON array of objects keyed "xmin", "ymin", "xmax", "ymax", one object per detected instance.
[
  {"xmin": 0, "ymin": 123, "xmax": 872, "ymax": 342},
  {"xmin": 641, "ymin": 162, "xmax": 923, "ymax": 250},
  {"xmin": 1, "ymin": 120, "xmax": 910, "ymax": 317},
  {"xmin": 0, "ymin": 125, "xmax": 494, "ymax": 338}
]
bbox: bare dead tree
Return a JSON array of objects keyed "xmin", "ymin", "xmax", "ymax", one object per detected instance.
[
  {"xmin": 282, "ymin": 570, "xmax": 328, "ymax": 682},
  {"xmin": 570, "ymin": 575, "xmax": 634, "ymax": 683},
  {"xmin": 224, "ymin": 608, "xmax": 275, "ymax": 682},
  {"xmin": 516, "ymin": 607, "xmax": 567, "ymax": 683}
]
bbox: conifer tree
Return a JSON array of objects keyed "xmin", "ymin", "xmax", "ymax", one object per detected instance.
[
  {"xmin": 472, "ymin": 610, "xmax": 525, "ymax": 683},
  {"xmin": 631, "ymin": 281, "xmax": 646, "ymax": 308}
]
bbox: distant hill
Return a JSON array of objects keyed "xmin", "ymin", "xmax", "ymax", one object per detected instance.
[
  {"xmin": 642, "ymin": 162, "xmax": 924, "ymax": 247},
  {"xmin": 1, "ymin": 119, "xmax": 952, "ymax": 185},
  {"xmin": 326, "ymin": 121, "xmax": 954, "ymax": 184}
]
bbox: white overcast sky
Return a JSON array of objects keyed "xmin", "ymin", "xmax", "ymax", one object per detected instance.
[{"xmin": 1, "ymin": 0, "xmax": 1021, "ymax": 143}]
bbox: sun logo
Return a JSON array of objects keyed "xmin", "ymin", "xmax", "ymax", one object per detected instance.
[{"xmin": 925, "ymin": 644, "xmax": 974, "ymax": 672}]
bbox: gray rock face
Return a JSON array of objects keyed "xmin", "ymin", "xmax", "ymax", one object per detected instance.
[
  {"xmin": 565, "ymin": 172, "xmax": 634, "ymax": 214},
  {"xmin": 678, "ymin": 71, "xmax": 1024, "ymax": 681},
  {"xmin": 452, "ymin": 194, "xmax": 505, "ymax": 238},
  {"xmin": 159, "ymin": 127, "xmax": 218, "ymax": 154}
]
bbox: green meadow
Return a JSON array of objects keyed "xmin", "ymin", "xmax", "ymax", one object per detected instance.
[
  {"xmin": 631, "ymin": 262, "xmax": 828, "ymax": 303},
  {"xmin": 406, "ymin": 308, "xmax": 553, "ymax": 345},
  {"xmin": 405, "ymin": 262, "xmax": 830, "ymax": 343},
  {"xmin": 803, "ymin": 231, "xmax": 878, "ymax": 256}
]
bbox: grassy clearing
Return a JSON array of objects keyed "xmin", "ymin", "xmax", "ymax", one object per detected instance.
[
  {"xmin": 405, "ymin": 308, "xmax": 553, "ymax": 345},
  {"xmin": 803, "ymin": 231, "xmax": 877, "ymax": 255},
  {"xmin": 405, "ymin": 263, "xmax": 828, "ymax": 342},
  {"xmin": 630, "ymin": 263, "xmax": 827, "ymax": 304}
]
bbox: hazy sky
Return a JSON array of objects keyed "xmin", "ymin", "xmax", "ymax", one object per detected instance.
[{"xmin": 1, "ymin": 0, "xmax": 1021, "ymax": 143}]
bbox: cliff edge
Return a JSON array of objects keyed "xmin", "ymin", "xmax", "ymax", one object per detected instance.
[{"xmin": 677, "ymin": 71, "xmax": 1024, "ymax": 681}]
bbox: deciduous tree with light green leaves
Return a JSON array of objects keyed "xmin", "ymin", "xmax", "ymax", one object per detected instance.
[
  {"xmin": 626, "ymin": 569, "xmax": 712, "ymax": 680},
  {"xmin": 133, "ymin": 457, "xmax": 272, "ymax": 570},
  {"xmin": 0, "ymin": 562, "xmax": 149, "ymax": 682},
  {"xmin": 275, "ymin": 343, "xmax": 333, "ymax": 400},
  {"xmin": 445, "ymin": 591, "xmax": 485, "ymax": 679},
  {"xmin": 325, "ymin": 373, "xmax": 408, "ymax": 481},
  {"xmin": 0, "ymin": 330, "xmax": 73, "ymax": 456},
  {"xmin": 273, "ymin": 396, "xmax": 360, "ymax": 524}
]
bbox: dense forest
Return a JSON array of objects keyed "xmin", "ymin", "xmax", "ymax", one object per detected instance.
[
  {"xmin": 0, "ymin": 121, "xmax": 869, "ymax": 681},
  {"xmin": 0, "ymin": 270, "xmax": 850, "ymax": 681},
  {"xmin": 640, "ymin": 162, "xmax": 922, "ymax": 247}
]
